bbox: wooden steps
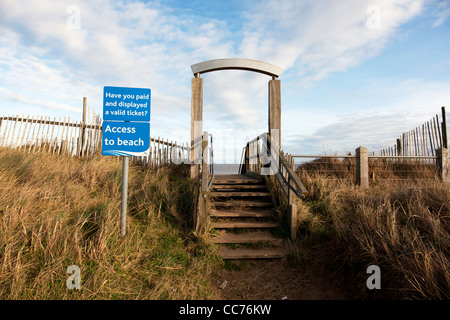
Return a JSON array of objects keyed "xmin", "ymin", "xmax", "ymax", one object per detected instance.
[{"xmin": 209, "ymin": 174, "xmax": 288, "ymax": 260}]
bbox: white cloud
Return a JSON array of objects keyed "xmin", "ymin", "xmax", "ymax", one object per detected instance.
[
  {"xmin": 242, "ymin": 0, "xmax": 423, "ymax": 78},
  {"xmin": 1, "ymin": 0, "xmax": 446, "ymax": 160},
  {"xmin": 431, "ymin": 0, "xmax": 450, "ymax": 27}
]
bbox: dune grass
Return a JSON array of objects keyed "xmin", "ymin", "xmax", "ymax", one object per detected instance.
[
  {"xmin": 1, "ymin": 147, "xmax": 448, "ymax": 300},
  {"xmin": 0, "ymin": 148, "xmax": 221, "ymax": 299},
  {"xmin": 295, "ymin": 158, "xmax": 450, "ymax": 299}
]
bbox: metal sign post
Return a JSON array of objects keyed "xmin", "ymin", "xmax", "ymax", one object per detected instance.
[{"xmin": 121, "ymin": 156, "xmax": 129, "ymax": 237}]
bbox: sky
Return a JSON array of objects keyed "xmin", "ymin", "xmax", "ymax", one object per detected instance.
[{"xmin": 0, "ymin": 0, "xmax": 449, "ymax": 163}]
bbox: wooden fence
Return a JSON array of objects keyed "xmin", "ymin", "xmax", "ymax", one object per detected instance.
[
  {"xmin": 0, "ymin": 113, "xmax": 189, "ymax": 167},
  {"xmin": 288, "ymin": 108, "xmax": 449, "ymax": 184},
  {"xmin": 379, "ymin": 106, "xmax": 447, "ymax": 157}
]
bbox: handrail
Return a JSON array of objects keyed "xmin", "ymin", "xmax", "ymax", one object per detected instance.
[
  {"xmin": 200, "ymin": 131, "xmax": 215, "ymax": 193},
  {"xmin": 243, "ymin": 132, "xmax": 307, "ymax": 199},
  {"xmin": 238, "ymin": 144, "xmax": 247, "ymax": 174},
  {"xmin": 207, "ymin": 133, "xmax": 215, "ymax": 190},
  {"xmin": 265, "ymin": 133, "xmax": 307, "ymax": 199}
]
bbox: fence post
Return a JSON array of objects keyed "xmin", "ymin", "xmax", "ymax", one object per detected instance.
[
  {"xmin": 442, "ymin": 106, "xmax": 448, "ymax": 149},
  {"xmin": 356, "ymin": 146, "xmax": 369, "ymax": 188},
  {"xmin": 396, "ymin": 138, "xmax": 402, "ymax": 162},
  {"xmin": 79, "ymin": 97, "xmax": 87, "ymax": 156},
  {"xmin": 436, "ymin": 147, "xmax": 449, "ymax": 183}
]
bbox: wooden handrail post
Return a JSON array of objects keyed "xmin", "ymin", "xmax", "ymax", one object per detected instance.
[
  {"xmin": 245, "ymin": 142, "xmax": 249, "ymax": 173},
  {"xmin": 201, "ymin": 132, "xmax": 209, "ymax": 193},
  {"xmin": 196, "ymin": 131, "xmax": 210, "ymax": 234},
  {"xmin": 256, "ymin": 136, "xmax": 260, "ymax": 172}
]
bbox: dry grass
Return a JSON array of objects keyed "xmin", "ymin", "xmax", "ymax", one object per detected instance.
[
  {"xmin": 295, "ymin": 158, "xmax": 450, "ymax": 299},
  {"xmin": 0, "ymin": 148, "xmax": 221, "ymax": 300}
]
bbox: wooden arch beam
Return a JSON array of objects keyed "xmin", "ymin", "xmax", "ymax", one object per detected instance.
[{"xmin": 191, "ymin": 58, "xmax": 282, "ymax": 78}]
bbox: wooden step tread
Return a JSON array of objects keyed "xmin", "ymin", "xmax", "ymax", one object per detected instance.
[
  {"xmin": 212, "ymin": 184, "xmax": 268, "ymax": 190},
  {"xmin": 213, "ymin": 221, "xmax": 278, "ymax": 229},
  {"xmin": 211, "ymin": 231, "xmax": 282, "ymax": 244},
  {"xmin": 212, "ymin": 192, "xmax": 270, "ymax": 197},
  {"xmin": 210, "ymin": 209, "xmax": 273, "ymax": 218},
  {"xmin": 218, "ymin": 247, "xmax": 287, "ymax": 259},
  {"xmin": 212, "ymin": 180, "xmax": 263, "ymax": 185},
  {"xmin": 213, "ymin": 201, "xmax": 273, "ymax": 208},
  {"xmin": 214, "ymin": 174, "xmax": 261, "ymax": 179},
  {"xmin": 213, "ymin": 175, "xmax": 263, "ymax": 185}
]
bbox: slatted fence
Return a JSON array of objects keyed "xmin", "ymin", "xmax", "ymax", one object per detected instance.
[
  {"xmin": 380, "ymin": 107, "xmax": 447, "ymax": 158},
  {"xmin": 0, "ymin": 113, "xmax": 189, "ymax": 167}
]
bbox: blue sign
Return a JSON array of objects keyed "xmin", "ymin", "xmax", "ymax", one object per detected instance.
[
  {"xmin": 102, "ymin": 121, "xmax": 150, "ymax": 156},
  {"xmin": 102, "ymin": 86, "xmax": 151, "ymax": 157},
  {"xmin": 103, "ymin": 86, "xmax": 151, "ymax": 122}
]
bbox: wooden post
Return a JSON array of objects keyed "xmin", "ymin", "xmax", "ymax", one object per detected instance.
[
  {"xmin": 4, "ymin": 116, "xmax": 13, "ymax": 148},
  {"xmin": 166, "ymin": 138, "xmax": 169, "ymax": 165},
  {"xmin": 191, "ymin": 77, "xmax": 203, "ymax": 179},
  {"xmin": 18, "ymin": 115, "xmax": 30, "ymax": 150},
  {"xmin": 197, "ymin": 132, "xmax": 210, "ymax": 233},
  {"xmin": 0, "ymin": 118, "xmax": 3, "ymax": 146},
  {"xmin": 59, "ymin": 117, "xmax": 68, "ymax": 155},
  {"xmin": 8, "ymin": 115, "xmax": 19, "ymax": 148},
  {"xmin": 436, "ymin": 148, "xmax": 449, "ymax": 183},
  {"xmin": 151, "ymin": 138, "xmax": 155, "ymax": 167},
  {"xmin": 423, "ymin": 124, "xmax": 429, "ymax": 157},
  {"xmin": 436, "ymin": 114, "xmax": 442, "ymax": 148},
  {"xmin": 201, "ymin": 132, "xmax": 209, "ymax": 193},
  {"xmin": 245, "ymin": 143, "xmax": 249, "ymax": 173},
  {"xmin": 0, "ymin": 116, "xmax": 6, "ymax": 148},
  {"xmin": 288, "ymin": 174, "xmax": 297, "ymax": 241},
  {"xmin": 37, "ymin": 116, "xmax": 48, "ymax": 153},
  {"xmin": 97, "ymin": 118, "xmax": 103, "ymax": 156},
  {"xmin": 23, "ymin": 115, "xmax": 34, "ymax": 150},
  {"xmin": 442, "ymin": 106, "xmax": 448, "ymax": 149},
  {"xmin": 52, "ymin": 117, "xmax": 61, "ymax": 154},
  {"xmin": 433, "ymin": 117, "xmax": 440, "ymax": 148},
  {"xmin": 356, "ymin": 146, "xmax": 369, "ymax": 188},
  {"xmin": 67, "ymin": 120, "xmax": 74, "ymax": 156},
  {"xmin": 268, "ymin": 79, "xmax": 281, "ymax": 149},
  {"xmin": 80, "ymin": 97, "xmax": 87, "ymax": 156},
  {"xmin": 28, "ymin": 116, "xmax": 38, "ymax": 152}
]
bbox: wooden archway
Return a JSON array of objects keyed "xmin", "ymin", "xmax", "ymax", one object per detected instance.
[{"xmin": 190, "ymin": 58, "xmax": 282, "ymax": 178}]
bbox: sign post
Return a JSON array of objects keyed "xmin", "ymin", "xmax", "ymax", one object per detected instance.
[
  {"xmin": 102, "ymin": 86, "xmax": 151, "ymax": 237},
  {"xmin": 121, "ymin": 156, "xmax": 129, "ymax": 238}
]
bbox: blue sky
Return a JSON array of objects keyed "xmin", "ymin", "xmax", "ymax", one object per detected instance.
[{"xmin": 0, "ymin": 0, "xmax": 449, "ymax": 163}]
